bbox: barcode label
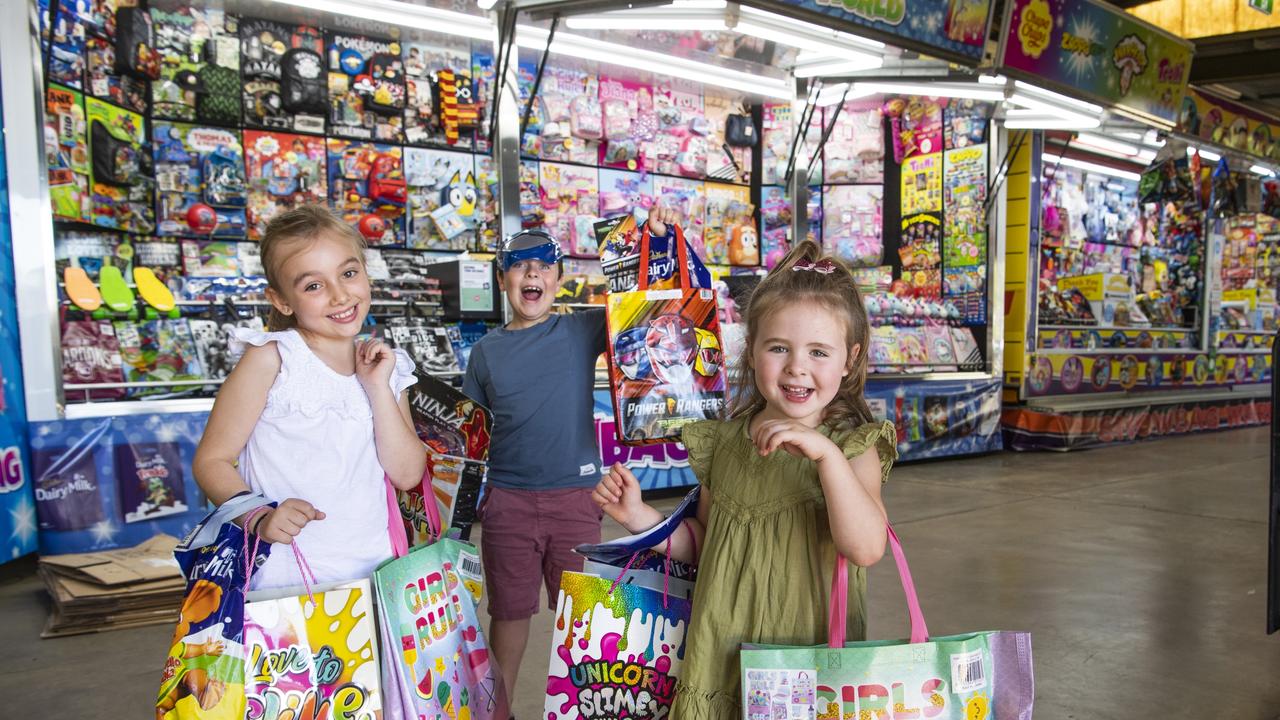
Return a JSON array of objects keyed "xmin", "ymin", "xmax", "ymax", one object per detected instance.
[
  {"xmin": 950, "ymin": 650, "xmax": 986, "ymax": 694},
  {"xmin": 459, "ymin": 551, "xmax": 483, "ymax": 581}
]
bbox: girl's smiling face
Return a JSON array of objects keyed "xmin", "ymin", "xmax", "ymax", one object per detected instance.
[
  {"xmin": 750, "ymin": 300, "xmax": 856, "ymax": 428},
  {"xmin": 267, "ymin": 231, "xmax": 371, "ymax": 340}
]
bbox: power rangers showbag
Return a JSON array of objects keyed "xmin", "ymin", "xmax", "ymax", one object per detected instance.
[{"xmin": 605, "ymin": 225, "xmax": 727, "ymax": 445}]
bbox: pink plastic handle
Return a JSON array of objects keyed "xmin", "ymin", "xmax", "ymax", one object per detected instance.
[
  {"xmin": 386, "ymin": 465, "xmax": 442, "ymax": 560},
  {"xmin": 828, "ymin": 525, "xmax": 929, "ymax": 648}
]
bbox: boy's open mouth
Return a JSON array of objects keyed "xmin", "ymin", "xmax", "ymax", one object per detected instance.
[{"xmin": 521, "ymin": 285, "xmax": 544, "ymax": 302}]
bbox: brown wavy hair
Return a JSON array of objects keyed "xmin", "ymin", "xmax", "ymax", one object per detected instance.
[
  {"xmin": 728, "ymin": 239, "xmax": 874, "ymax": 430},
  {"xmin": 259, "ymin": 205, "xmax": 368, "ymax": 331}
]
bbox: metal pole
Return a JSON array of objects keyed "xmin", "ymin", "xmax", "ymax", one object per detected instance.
[
  {"xmin": 788, "ymin": 78, "xmax": 809, "ymax": 248},
  {"xmin": 519, "ymin": 15, "xmax": 559, "ymax": 141}
]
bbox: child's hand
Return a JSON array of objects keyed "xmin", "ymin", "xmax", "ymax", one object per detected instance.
[
  {"xmin": 752, "ymin": 419, "xmax": 841, "ymax": 464},
  {"xmin": 255, "ymin": 498, "xmax": 326, "ymax": 545},
  {"xmin": 647, "ymin": 205, "xmax": 680, "ymax": 237},
  {"xmin": 355, "ymin": 338, "xmax": 396, "ymax": 393},
  {"xmin": 592, "ymin": 463, "xmax": 645, "ymax": 528}
]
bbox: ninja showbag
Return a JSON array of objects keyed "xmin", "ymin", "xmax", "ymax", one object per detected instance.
[{"xmin": 605, "ymin": 226, "xmax": 728, "ymax": 446}]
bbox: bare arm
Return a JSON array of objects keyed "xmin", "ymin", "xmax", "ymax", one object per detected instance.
[
  {"xmin": 356, "ymin": 339, "xmax": 427, "ymax": 491},
  {"xmin": 817, "ymin": 448, "xmax": 888, "ymax": 567},
  {"xmin": 192, "ymin": 343, "xmax": 277, "ymax": 514},
  {"xmin": 593, "ymin": 462, "xmax": 708, "ymax": 565}
]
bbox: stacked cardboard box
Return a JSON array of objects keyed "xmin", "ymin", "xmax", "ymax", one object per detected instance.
[{"xmin": 39, "ymin": 534, "xmax": 184, "ymax": 638}]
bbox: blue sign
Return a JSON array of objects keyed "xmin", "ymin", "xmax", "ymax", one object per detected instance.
[
  {"xmin": 770, "ymin": 0, "xmax": 994, "ymax": 63},
  {"xmin": 0, "ymin": 68, "xmax": 38, "ymax": 563}
]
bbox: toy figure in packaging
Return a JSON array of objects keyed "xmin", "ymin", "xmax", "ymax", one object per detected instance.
[
  {"xmin": 114, "ymin": 441, "xmax": 188, "ymax": 523},
  {"xmin": 945, "ymin": 99, "xmax": 990, "ymax": 149},
  {"xmin": 86, "ymin": 23, "xmax": 150, "ymax": 114},
  {"xmin": 473, "ymin": 155, "xmax": 500, "ymax": 251},
  {"xmin": 86, "ymin": 97, "xmax": 155, "ymax": 233},
  {"xmin": 326, "ymin": 31, "xmax": 406, "ymax": 142},
  {"xmin": 153, "ymin": 123, "xmax": 247, "ymax": 238},
  {"xmin": 824, "ymin": 103, "xmax": 884, "ymax": 184},
  {"xmin": 823, "ymin": 185, "xmax": 882, "ymax": 267},
  {"xmin": 599, "ymin": 74, "xmax": 650, "ymax": 170},
  {"xmin": 704, "ymin": 182, "xmax": 753, "ymax": 265},
  {"xmin": 653, "ymin": 176, "xmax": 707, "ymax": 258},
  {"xmin": 114, "ymin": 318, "xmax": 204, "ymax": 397},
  {"xmin": 327, "ymin": 139, "xmax": 406, "ymax": 246},
  {"xmin": 406, "ymin": 370, "xmax": 491, "ymax": 461},
  {"xmin": 239, "ymin": 18, "xmax": 325, "ymax": 133},
  {"xmin": 540, "ymin": 162, "xmax": 600, "ymax": 256},
  {"xmin": 244, "ymin": 131, "xmax": 327, "ymax": 240},
  {"xmin": 599, "ymin": 169, "xmax": 653, "ymax": 222},
  {"xmin": 46, "ymin": 85, "xmax": 91, "ymax": 222},
  {"xmin": 38, "ymin": 0, "xmax": 88, "ymax": 88},
  {"xmin": 403, "ymin": 40, "xmax": 469, "ymax": 146},
  {"xmin": 404, "ymin": 148, "xmax": 478, "ymax": 250},
  {"xmin": 151, "ymin": 7, "xmax": 240, "ymax": 122}
]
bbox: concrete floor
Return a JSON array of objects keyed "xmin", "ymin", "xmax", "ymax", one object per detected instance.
[{"xmin": 3, "ymin": 428, "xmax": 1279, "ymax": 718}]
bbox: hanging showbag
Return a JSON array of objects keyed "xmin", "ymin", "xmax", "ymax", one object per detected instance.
[
  {"xmin": 739, "ymin": 527, "xmax": 1035, "ymax": 720},
  {"xmin": 545, "ymin": 538, "xmax": 693, "ymax": 720},
  {"xmin": 374, "ymin": 492, "xmax": 507, "ymax": 720},
  {"xmin": 604, "ymin": 225, "xmax": 727, "ymax": 445},
  {"xmin": 242, "ymin": 577, "xmax": 385, "ymax": 720},
  {"xmin": 158, "ymin": 494, "xmax": 273, "ymax": 720}
]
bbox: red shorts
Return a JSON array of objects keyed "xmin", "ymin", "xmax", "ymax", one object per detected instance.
[{"xmin": 478, "ymin": 486, "xmax": 603, "ymax": 620}]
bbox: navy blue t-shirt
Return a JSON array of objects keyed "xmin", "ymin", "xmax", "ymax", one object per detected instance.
[{"xmin": 462, "ymin": 309, "xmax": 607, "ymax": 490}]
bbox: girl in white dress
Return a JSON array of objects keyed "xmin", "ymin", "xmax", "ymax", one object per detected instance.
[{"xmin": 193, "ymin": 206, "xmax": 426, "ymax": 589}]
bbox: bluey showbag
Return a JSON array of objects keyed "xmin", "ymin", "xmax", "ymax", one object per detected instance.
[
  {"xmin": 604, "ymin": 225, "xmax": 727, "ymax": 445},
  {"xmin": 158, "ymin": 494, "xmax": 273, "ymax": 720},
  {"xmin": 739, "ymin": 527, "xmax": 1034, "ymax": 720}
]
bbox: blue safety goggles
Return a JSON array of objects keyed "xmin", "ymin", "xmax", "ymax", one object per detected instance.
[{"xmin": 496, "ymin": 229, "xmax": 564, "ymax": 272}]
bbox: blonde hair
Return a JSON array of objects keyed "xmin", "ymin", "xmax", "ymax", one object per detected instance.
[
  {"xmin": 259, "ymin": 205, "xmax": 368, "ymax": 331},
  {"xmin": 729, "ymin": 239, "xmax": 874, "ymax": 430}
]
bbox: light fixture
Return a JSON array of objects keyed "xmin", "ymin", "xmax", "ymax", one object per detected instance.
[
  {"xmin": 1011, "ymin": 80, "xmax": 1104, "ymax": 115},
  {"xmin": 732, "ymin": 19, "xmax": 883, "ymax": 63},
  {"xmin": 851, "ymin": 82, "xmax": 1003, "ymax": 102},
  {"xmin": 565, "ymin": 9, "xmax": 726, "ymax": 30},
  {"xmin": 1048, "ymin": 155, "xmax": 1141, "ymax": 181},
  {"xmin": 515, "ymin": 25, "xmax": 793, "ymax": 98},
  {"xmin": 267, "ymin": 0, "xmax": 492, "ymax": 39},
  {"xmin": 1186, "ymin": 146, "xmax": 1221, "ymax": 162},
  {"xmin": 476, "ymin": 0, "xmax": 498, "ymax": 9},
  {"xmin": 1251, "ymin": 164, "xmax": 1276, "ymax": 177},
  {"xmin": 814, "ymin": 83, "xmax": 875, "ymax": 107},
  {"xmin": 739, "ymin": 6, "xmax": 884, "ymax": 52},
  {"xmin": 978, "ymin": 74, "xmax": 1007, "ymax": 85},
  {"xmin": 1143, "ymin": 130, "xmax": 1165, "ymax": 148},
  {"xmin": 1004, "ymin": 116, "xmax": 1101, "ymax": 130},
  {"xmin": 793, "ymin": 57, "xmax": 883, "ymax": 78},
  {"xmin": 1074, "ymin": 133, "xmax": 1140, "ymax": 157}
]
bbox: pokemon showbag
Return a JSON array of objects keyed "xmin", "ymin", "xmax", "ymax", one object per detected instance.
[
  {"xmin": 373, "ymin": 523, "xmax": 508, "ymax": 720},
  {"xmin": 242, "ymin": 579, "xmax": 385, "ymax": 720},
  {"xmin": 159, "ymin": 494, "xmax": 274, "ymax": 720},
  {"xmin": 605, "ymin": 226, "xmax": 727, "ymax": 445},
  {"xmin": 739, "ymin": 527, "xmax": 1035, "ymax": 720}
]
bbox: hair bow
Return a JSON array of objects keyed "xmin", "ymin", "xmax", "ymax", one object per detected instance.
[{"xmin": 792, "ymin": 258, "xmax": 838, "ymax": 274}]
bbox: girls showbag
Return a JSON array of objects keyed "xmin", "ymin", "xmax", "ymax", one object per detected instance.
[
  {"xmin": 159, "ymin": 494, "xmax": 273, "ymax": 720},
  {"xmin": 374, "ymin": 524, "xmax": 507, "ymax": 720},
  {"xmin": 739, "ymin": 527, "xmax": 1034, "ymax": 720},
  {"xmin": 545, "ymin": 564, "xmax": 692, "ymax": 720},
  {"xmin": 605, "ymin": 225, "xmax": 727, "ymax": 445},
  {"xmin": 242, "ymin": 579, "xmax": 384, "ymax": 720}
]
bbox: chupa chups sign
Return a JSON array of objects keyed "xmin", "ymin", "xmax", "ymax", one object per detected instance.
[
  {"xmin": 999, "ymin": 0, "xmax": 1193, "ymax": 126},
  {"xmin": 752, "ymin": 0, "xmax": 995, "ymax": 64}
]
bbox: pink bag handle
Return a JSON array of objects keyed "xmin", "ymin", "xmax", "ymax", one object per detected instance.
[
  {"xmin": 386, "ymin": 464, "xmax": 443, "ymax": 560},
  {"xmin": 828, "ymin": 525, "xmax": 929, "ymax": 648},
  {"xmin": 241, "ymin": 505, "xmax": 318, "ymax": 606}
]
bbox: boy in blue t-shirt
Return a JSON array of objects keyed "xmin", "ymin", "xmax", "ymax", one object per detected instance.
[{"xmin": 464, "ymin": 210, "xmax": 674, "ymax": 700}]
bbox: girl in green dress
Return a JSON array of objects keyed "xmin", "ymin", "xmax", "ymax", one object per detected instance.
[{"xmin": 593, "ymin": 238, "xmax": 897, "ymax": 720}]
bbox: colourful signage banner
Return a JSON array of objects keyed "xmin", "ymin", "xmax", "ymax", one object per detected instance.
[
  {"xmin": 1179, "ymin": 87, "xmax": 1280, "ymax": 163},
  {"xmin": 769, "ymin": 0, "xmax": 995, "ymax": 63},
  {"xmin": 999, "ymin": 0, "xmax": 1193, "ymax": 125}
]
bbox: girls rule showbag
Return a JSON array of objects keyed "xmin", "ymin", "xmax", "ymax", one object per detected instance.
[
  {"xmin": 739, "ymin": 527, "xmax": 1035, "ymax": 720},
  {"xmin": 605, "ymin": 225, "xmax": 727, "ymax": 445}
]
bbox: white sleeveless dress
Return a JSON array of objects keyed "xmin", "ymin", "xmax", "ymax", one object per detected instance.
[{"xmin": 233, "ymin": 328, "xmax": 417, "ymax": 590}]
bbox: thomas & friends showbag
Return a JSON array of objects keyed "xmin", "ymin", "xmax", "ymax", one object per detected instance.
[{"xmin": 605, "ymin": 225, "xmax": 726, "ymax": 445}]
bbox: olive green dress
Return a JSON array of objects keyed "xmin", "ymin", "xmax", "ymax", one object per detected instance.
[{"xmin": 670, "ymin": 416, "xmax": 898, "ymax": 720}]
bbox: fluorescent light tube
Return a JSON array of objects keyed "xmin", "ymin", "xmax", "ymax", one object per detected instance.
[
  {"xmin": 978, "ymin": 74, "xmax": 1007, "ymax": 85},
  {"xmin": 742, "ymin": 7, "xmax": 885, "ymax": 51},
  {"xmin": 1049, "ymin": 155, "xmax": 1141, "ymax": 181},
  {"xmin": 814, "ymin": 84, "xmax": 875, "ymax": 107},
  {"xmin": 733, "ymin": 20, "xmax": 882, "ymax": 63},
  {"xmin": 1012, "ymin": 80, "xmax": 1104, "ymax": 115},
  {"xmin": 852, "ymin": 82, "xmax": 1004, "ymax": 101},
  {"xmin": 1251, "ymin": 164, "xmax": 1276, "ymax": 177},
  {"xmin": 477, "ymin": 0, "xmax": 498, "ymax": 8},
  {"xmin": 1186, "ymin": 146, "xmax": 1221, "ymax": 162},
  {"xmin": 515, "ymin": 25, "xmax": 793, "ymax": 99},
  {"xmin": 1074, "ymin": 133, "xmax": 1140, "ymax": 157},
  {"xmin": 565, "ymin": 10, "xmax": 726, "ymax": 30},
  {"xmin": 793, "ymin": 57, "xmax": 883, "ymax": 77},
  {"xmin": 266, "ymin": 0, "xmax": 492, "ymax": 39},
  {"xmin": 1004, "ymin": 116, "xmax": 1100, "ymax": 130}
]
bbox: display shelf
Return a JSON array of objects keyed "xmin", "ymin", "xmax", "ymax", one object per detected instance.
[
  {"xmin": 1027, "ymin": 383, "xmax": 1271, "ymax": 413},
  {"xmin": 1039, "ymin": 324, "xmax": 1197, "ymax": 334},
  {"xmin": 1033, "ymin": 347, "xmax": 1200, "ymax": 356},
  {"xmin": 518, "ymin": 154, "xmax": 752, "ymax": 189}
]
